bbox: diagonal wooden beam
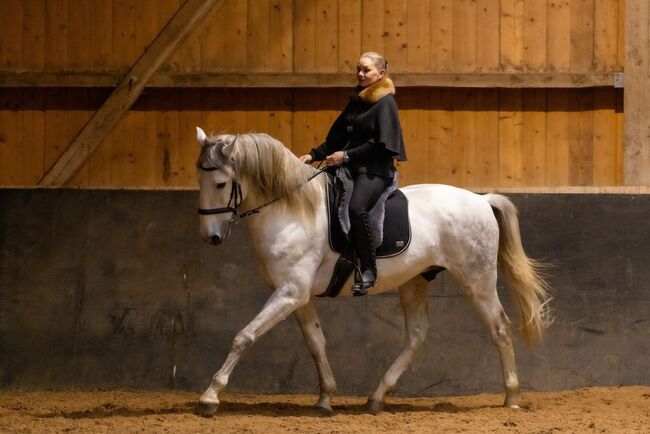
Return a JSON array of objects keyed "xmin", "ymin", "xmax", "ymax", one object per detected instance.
[{"xmin": 39, "ymin": 0, "xmax": 223, "ymax": 186}]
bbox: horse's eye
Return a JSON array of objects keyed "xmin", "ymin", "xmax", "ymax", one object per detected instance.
[{"xmin": 216, "ymin": 182, "xmax": 227, "ymax": 189}]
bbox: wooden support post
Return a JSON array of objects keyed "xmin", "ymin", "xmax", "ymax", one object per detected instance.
[
  {"xmin": 39, "ymin": 0, "xmax": 222, "ymax": 186},
  {"xmin": 624, "ymin": 0, "xmax": 650, "ymax": 185}
]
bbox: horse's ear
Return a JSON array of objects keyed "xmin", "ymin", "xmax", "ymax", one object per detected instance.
[
  {"xmin": 196, "ymin": 127, "xmax": 207, "ymax": 146},
  {"xmin": 221, "ymin": 136, "xmax": 236, "ymax": 160}
]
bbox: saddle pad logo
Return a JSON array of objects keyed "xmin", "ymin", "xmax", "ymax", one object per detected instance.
[{"xmin": 396, "ymin": 240, "xmax": 405, "ymax": 247}]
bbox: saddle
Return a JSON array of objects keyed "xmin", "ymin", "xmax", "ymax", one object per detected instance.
[{"xmin": 318, "ymin": 173, "xmax": 411, "ymax": 297}]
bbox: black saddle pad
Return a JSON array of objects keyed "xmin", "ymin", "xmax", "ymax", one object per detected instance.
[{"xmin": 326, "ymin": 177, "xmax": 411, "ymax": 258}]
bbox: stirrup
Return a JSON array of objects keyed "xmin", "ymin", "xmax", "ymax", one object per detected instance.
[{"xmin": 352, "ymin": 269, "xmax": 376, "ymax": 296}]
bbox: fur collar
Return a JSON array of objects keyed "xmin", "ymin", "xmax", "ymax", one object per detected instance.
[{"xmin": 356, "ymin": 77, "xmax": 395, "ymax": 103}]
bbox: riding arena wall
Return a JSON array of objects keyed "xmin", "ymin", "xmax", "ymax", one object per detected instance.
[{"xmin": 1, "ymin": 0, "xmax": 649, "ymax": 396}]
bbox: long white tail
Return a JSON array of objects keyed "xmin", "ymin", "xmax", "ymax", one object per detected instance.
[{"xmin": 485, "ymin": 194, "xmax": 552, "ymax": 346}]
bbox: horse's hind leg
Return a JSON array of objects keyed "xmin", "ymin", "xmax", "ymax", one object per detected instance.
[
  {"xmin": 293, "ymin": 301, "xmax": 337, "ymax": 414},
  {"xmin": 368, "ymin": 277, "xmax": 430, "ymax": 414},
  {"xmin": 459, "ymin": 273, "xmax": 520, "ymax": 408}
]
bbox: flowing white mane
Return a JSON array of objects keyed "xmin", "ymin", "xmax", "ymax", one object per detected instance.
[{"xmin": 198, "ymin": 133, "xmax": 326, "ymax": 223}]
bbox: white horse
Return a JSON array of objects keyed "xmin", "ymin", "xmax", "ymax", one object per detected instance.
[{"xmin": 194, "ymin": 128, "xmax": 551, "ymax": 416}]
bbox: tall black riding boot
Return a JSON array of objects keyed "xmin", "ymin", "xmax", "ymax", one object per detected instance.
[{"xmin": 351, "ymin": 212, "xmax": 377, "ymax": 296}]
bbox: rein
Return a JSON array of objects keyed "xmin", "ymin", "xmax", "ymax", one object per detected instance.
[{"xmin": 197, "ymin": 141, "xmax": 327, "ymax": 223}]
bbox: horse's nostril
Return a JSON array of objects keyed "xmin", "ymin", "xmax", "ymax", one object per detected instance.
[{"xmin": 210, "ymin": 235, "xmax": 222, "ymax": 246}]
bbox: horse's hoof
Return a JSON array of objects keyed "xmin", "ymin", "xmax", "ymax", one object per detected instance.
[
  {"xmin": 503, "ymin": 397, "xmax": 520, "ymax": 409},
  {"xmin": 315, "ymin": 404, "xmax": 333, "ymax": 416},
  {"xmin": 366, "ymin": 398, "xmax": 384, "ymax": 414},
  {"xmin": 195, "ymin": 401, "xmax": 219, "ymax": 417}
]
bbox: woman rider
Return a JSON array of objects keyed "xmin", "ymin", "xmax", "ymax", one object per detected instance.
[{"xmin": 299, "ymin": 52, "xmax": 407, "ymax": 296}]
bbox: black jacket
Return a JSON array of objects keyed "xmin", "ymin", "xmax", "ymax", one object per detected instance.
[{"xmin": 309, "ymin": 77, "xmax": 406, "ymax": 178}]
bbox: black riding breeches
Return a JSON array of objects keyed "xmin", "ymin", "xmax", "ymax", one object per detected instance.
[{"xmin": 348, "ymin": 173, "xmax": 392, "ymax": 222}]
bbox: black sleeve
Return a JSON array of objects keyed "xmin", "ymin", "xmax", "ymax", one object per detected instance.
[{"xmin": 309, "ymin": 103, "xmax": 351, "ymax": 161}]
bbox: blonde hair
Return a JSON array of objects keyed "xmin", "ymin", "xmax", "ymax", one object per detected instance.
[{"xmin": 360, "ymin": 51, "xmax": 388, "ymax": 72}]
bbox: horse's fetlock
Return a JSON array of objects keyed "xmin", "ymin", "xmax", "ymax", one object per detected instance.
[{"xmin": 211, "ymin": 374, "xmax": 228, "ymax": 389}]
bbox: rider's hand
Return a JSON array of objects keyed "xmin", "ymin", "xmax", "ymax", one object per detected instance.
[
  {"xmin": 299, "ymin": 154, "xmax": 313, "ymax": 164},
  {"xmin": 325, "ymin": 151, "xmax": 346, "ymax": 167}
]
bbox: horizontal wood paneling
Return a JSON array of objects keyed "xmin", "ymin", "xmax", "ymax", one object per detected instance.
[
  {"xmin": 0, "ymin": 87, "xmax": 623, "ymax": 188},
  {"xmin": 0, "ymin": 0, "xmax": 625, "ymax": 74}
]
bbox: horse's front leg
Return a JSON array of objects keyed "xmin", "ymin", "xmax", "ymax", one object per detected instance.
[
  {"xmin": 197, "ymin": 283, "xmax": 309, "ymax": 416},
  {"xmin": 293, "ymin": 302, "xmax": 337, "ymax": 414}
]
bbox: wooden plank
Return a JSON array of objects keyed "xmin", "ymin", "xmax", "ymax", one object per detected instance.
[
  {"xmin": 475, "ymin": 88, "xmax": 500, "ymax": 186},
  {"xmin": 43, "ymin": 88, "xmax": 68, "ymax": 175},
  {"xmin": 476, "ymin": 0, "xmax": 500, "ymax": 71},
  {"xmin": 383, "ymin": 0, "xmax": 408, "ymax": 73},
  {"xmin": 263, "ymin": 89, "xmax": 293, "ymax": 147},
  {"xmin": 90, "ymin": 0, "xmax": 112, "ymax": 71},
  {"xmin": 39, "ymin": 0, "xmax": 223, "ymax": 186},
  {"xmin": 500, "ymin": 0, "xmax": 524, "ymax": 72},
  {"xmin": 453, "ymin": 0, "xmax": 476, "ymax": 73},
  {"xmin": 545, "ymin": 89, "xmax": 571, "ymax": 186},
  {"xmin": 430, "ymin": 0, "xmax": 454, "ymax": 71},
  {"xmin": 246, "ymin": 0, "xmax": 271, "ymax": 72},
  {"xmin": 23, "ymin": 0, "xmax": 46, "ymax": 70},
  {"xmin": 177, "ymin": 88, "xmax": 203, "ymax": 187},
  {"xmin": 521, "ymin": 88, "xmax": 546, "ymax": 185},
  {"xmin": 0, "ymin": 0, "xmax": 23, "ymax": 69},
  {"xmin": 67, "ymin": 0, "xmax": 91, "ymax": 70},
  {"xmin": 22, "ymin": 89, "xmax": 45, "ymax": 184},
  {"xmin": 268, "ymin": 0, "xmax": 293, "ymax": 72},
  {"xmin": 406, "ymin": 0, "xmax": 430, "ymax": 73},
  {"xmin": 155, "ymin": 89, "xmax": 180, "ymax": 186},
  {"xmin": 594, "ymin": 0, "xmax": 619, "ymax": 71},
  {"xmin": 570, "ymin": 0, "xmax": 595, "ymax": 72},
  {"xmin": 293, "ymin": 0, "xmax": 316, "ymax": 72},
  {"xmin": 430, "ymin": 88, "xmax": 454, "ymax": 184},
  {"xmin": 169, "ymin": 2, "xmax": 203, "ymax": 72},
  {"xmin": 547, "ymin": 0, "xmax": 571, "ymax": 72},
  {"xmin": 615, "ymin": 88, "xmax": 624, "ymax": 185},
  {"xmin": 569, "ymin": 89, "xmax": 594, "ymax": 185},
  {"xmin": 624, "ymin": 0, "xmax": 650, "ymax": 185},
  {"xmin": 315, "ymin": 0, "xmax": 338, "ymax": 72},
  {"xmin": 45, "ymin": 0, "xmax": 67, "ymax": 71},
  {"xmin": 454, "ymin": 89, "xmax": 477, "ymax": 186},
  {"xmin": 523, "ymin": 0, "xmax": 547, "ymax": 71},
  {"xmin": 86, "ymin": 89, "xmax": 113, "ymax": 186},
  {"xmin": 111, "ymin": 0, "xmax": 136, "ymax": 70},
  {"xmin": 498, "ymin": 88, "xmax": 523, "ymax": 187},
  {"xmin": 0, "ymin": 89, "xmax": 23, "ymax": 185},
  {"xmin": 201, "ymin": 0, "xmax": 245, "ymax": 72},
  {"xmin": 338, "ymin": 0, "xmax": 362, "ymax": 72},
  {"xmin": 361, "ymin": 0, "xmax": 384, "ymax": 55},
  {"xmin": 616, "ymin": 0, "xmax": 624, "ymax": 70},
  {"xmin": 592, "ymin": 88, "xmax": 617, "ymax": 185},
  {"xmin": 0, "ymin": 71, "xmax": 617, "ymax": 88}
]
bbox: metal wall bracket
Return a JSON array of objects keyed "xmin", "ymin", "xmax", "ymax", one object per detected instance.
[{"xmin": 614, "ymin": 72, "xmax": 624, "ymax": 88}]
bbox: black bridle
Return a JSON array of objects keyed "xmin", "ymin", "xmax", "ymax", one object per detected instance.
[{"xmin": 197, "ymin": 169, "xmax": 244, "ymax": 219}]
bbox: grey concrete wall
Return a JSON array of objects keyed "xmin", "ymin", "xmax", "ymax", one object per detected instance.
[{"xmin": 1, "ymin": 190, "xmax": 649, "ymax": 397}]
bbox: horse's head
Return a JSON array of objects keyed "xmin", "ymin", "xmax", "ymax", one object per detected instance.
[{"xmin": 195, "ymin": 127, "xmax": 240, "ymax": 246}]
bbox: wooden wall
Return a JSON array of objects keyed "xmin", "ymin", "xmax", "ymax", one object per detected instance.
[{"xmin": 0, "ymin": 0, "xmax": 627, "ymax": 188}]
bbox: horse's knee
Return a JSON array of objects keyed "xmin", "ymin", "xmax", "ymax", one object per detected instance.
[
  {"xmin": 232, "ymin": 330, "xmax": 255, "ymax": 352},
  {"xmin": 407, "ymin": 326, "xmax": 428, "ymax": 348}
]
